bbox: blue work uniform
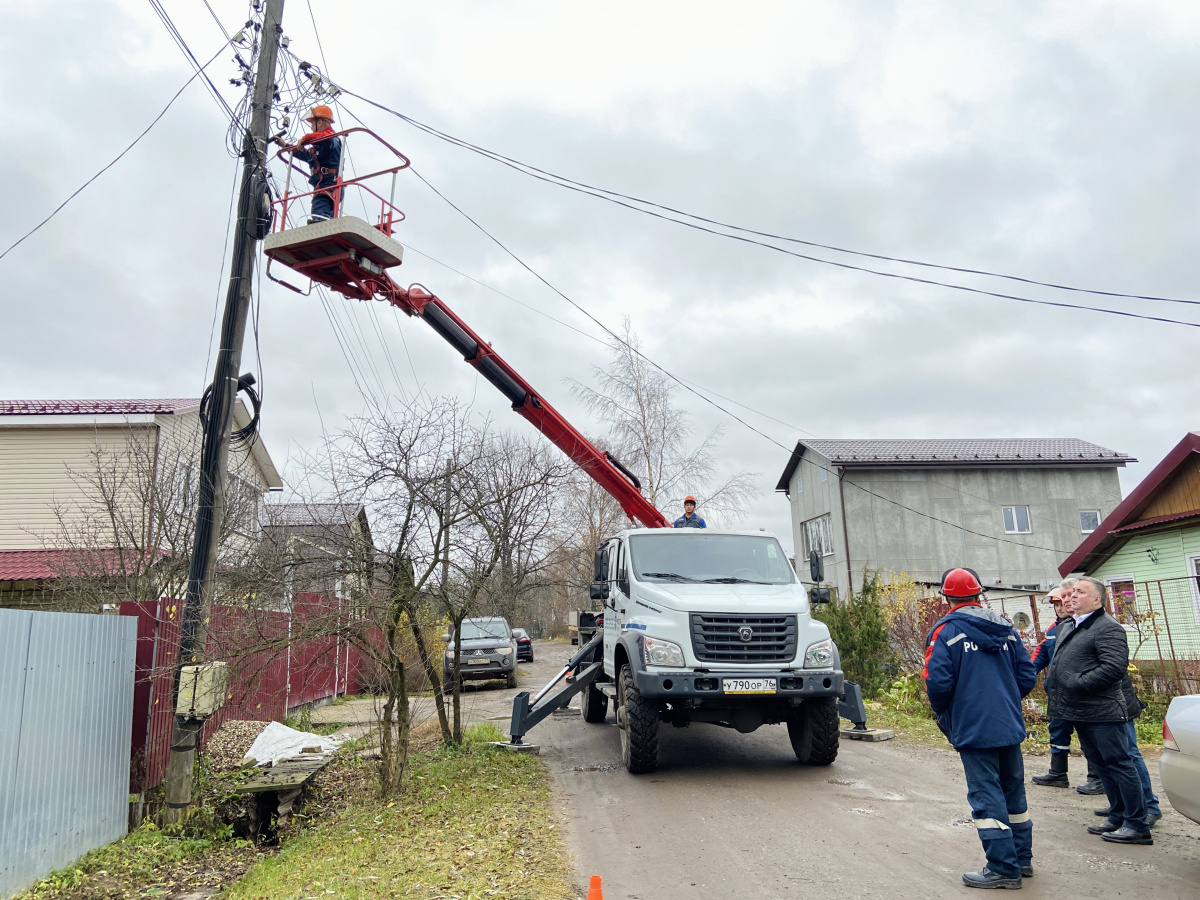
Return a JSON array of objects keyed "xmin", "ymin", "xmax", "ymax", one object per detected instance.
[
  {"xmin": 297, "ymin": 127, "xmax": 343, "ymax": 221},
  {"xmin": 925, "ymin": 602, "xmax": 1038, "ymax": 879},
  {"xmin": 1034, "ymin": 620, "xmax": 1076, "ymax": 759},
  {"xmin": 672, "ymin": 513, "xmax": 706, "ymax": 528}
]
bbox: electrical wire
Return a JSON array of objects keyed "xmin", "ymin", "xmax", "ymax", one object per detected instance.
[
  {"xmin": 338, "ymin": 90, "xmax": 1198, "ymax": 311},
  {"xmin": 270, "ymin": 49, "xmax": 1093, "ymax": 554},
  {"xmin": 403, "ymin": 163, "xmax": 1084, "ymax": 554},
  {"xmin": 0, "ymin": 40, "xmax": 233, "ymax": 264}
]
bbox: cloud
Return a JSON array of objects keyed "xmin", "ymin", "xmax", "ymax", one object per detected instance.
[{"xmin": 4, "ymin": 0, "xmax": 1198, "ymax": 552}]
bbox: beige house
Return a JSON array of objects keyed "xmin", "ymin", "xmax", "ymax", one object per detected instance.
[{"xmin": 0, "ymin": 399, "xmax": 282, "ymax": 608}]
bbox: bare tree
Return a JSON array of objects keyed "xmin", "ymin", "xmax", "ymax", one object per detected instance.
[
  {"xmin": 43, "ymin": 420, "xmax": 262, "ymax": 612},
  {"xmin": 569, "ymin": 318, "xmax": 756, "ymax": 523}
]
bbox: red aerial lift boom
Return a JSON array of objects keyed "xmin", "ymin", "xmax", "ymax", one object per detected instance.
[{"xmin": 263, "ymin": 128, "xmax": 670, "ymax": 529}]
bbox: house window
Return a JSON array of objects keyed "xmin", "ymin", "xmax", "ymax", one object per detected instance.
[
  {"xmin": 819, "ymin": 466, "xmax": 828, "ymax": 482},
  {"xmin": 1079, "ymin": 510, "xmax": 1101, "ymax": 534},
  {"xmin": 803, "ymin": 514, "xmax": 835, "ymax": 557},
  {"xmin": 1002, "ymin": 506, "xmax": 1032, "ymax": 534},
  {"xmin": 796, "ymin": 476, "xmax": 803, "ymax": 493},
  {"xmin": 1106, "ymin": 576, "xmax": 1137, "ymax": 625}
]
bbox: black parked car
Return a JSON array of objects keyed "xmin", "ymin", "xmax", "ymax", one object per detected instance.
[
  {"xmin": 512, "ymin": 627, "xmax": 534, "ymax": 662},
  {"xmin": 443, "ymin": 616, "xmax": 519, "ymax": 690}
]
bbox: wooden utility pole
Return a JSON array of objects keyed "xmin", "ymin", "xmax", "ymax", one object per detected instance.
[{"xmin": 164, "ymin": 0, "xmax": 286, "ymax": 818}]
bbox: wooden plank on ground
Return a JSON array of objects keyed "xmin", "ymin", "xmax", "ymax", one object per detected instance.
[{"xmin": 233, "ymin": 756, "xmax": 333, "ymax": 794}]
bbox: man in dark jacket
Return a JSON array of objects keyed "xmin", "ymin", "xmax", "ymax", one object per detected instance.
[
  {"xmin": 672, "ymin": 495, "xmax": 706, "ymax": 528},
  {"xmin": 1031, "ymin": 586, "xmax": 1103, "ymax": 792},
  {"xmin": 1045, "ymin": 576, "xmax": 1150, "ymax": 844},
  {"xmin": 925, "ymin": 567, "xmax": 1038, "ymax": 889}
]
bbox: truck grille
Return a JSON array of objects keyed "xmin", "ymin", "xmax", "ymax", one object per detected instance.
[{"xmin": 689, "ymin": 614, "xmax": 797, "ymax": 663}]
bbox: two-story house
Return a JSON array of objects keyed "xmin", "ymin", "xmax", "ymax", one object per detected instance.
[
  {"xmin": 0, "ymin": 399, "xmax": 282, "ymax": 609},
  {"xmin": 775, "ymin": 438, "xmax": 1133, "ymax": 602}
]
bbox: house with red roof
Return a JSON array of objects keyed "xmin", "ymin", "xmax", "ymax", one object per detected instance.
[
  {"xmin": 0, "ymin": 399, "xmax": 282, "ymax": 609},
  {"xmin": 776, "ymin": 438, "xmax": 1134, "ymax": 608},
  {"xmin": 1059, "ymin": 432, "xmax": 1200, "ymax": 659}
]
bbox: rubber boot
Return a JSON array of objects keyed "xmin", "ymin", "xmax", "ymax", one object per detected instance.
[{"xmin": 1032, "ymin": 753, "xmax": 1069, "ymax": 788}]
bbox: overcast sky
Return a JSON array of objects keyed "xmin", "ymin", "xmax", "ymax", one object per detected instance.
[{"xmin": 4, "ymin": 1, "xmax": 1198, "ymax": 552}]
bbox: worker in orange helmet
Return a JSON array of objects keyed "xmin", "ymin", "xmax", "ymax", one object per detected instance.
[
  {"xmin": 923, "ymin": 567, "xmax": 1037, "ymax": 888},
  {"xmin": 288, "ymin": 105, "xmax": 342, "ymax": 224},
  {"xmin": 672, "ymin": 495, "xmax": 706, "ymax": 528}
]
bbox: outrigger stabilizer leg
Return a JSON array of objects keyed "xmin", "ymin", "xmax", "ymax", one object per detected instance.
[
  {"xmin": 838, "ymin": 680, "xmax": 894, "ymax": 742},
  {"xmin": 507, "ymin": 632, "xmax": 604, "ymax": 747}
]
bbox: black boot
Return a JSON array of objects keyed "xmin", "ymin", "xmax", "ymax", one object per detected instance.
[
  {"xmin": 1032, "ymin": 753, "xmax": 1070, "ymax": 787},
  {"xmin": 1076, "ymin": 765, "xmax": 1105, "ymax": 795}
]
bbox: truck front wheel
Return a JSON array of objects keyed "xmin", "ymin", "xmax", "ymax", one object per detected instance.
[
  {"xmin": 787, "ymin": 697, "xmax": 839, "ymax": 766},
  {"xmin": 581, "ymin": 679, "xmax": 609, "ymax": 723},
  {"xmin": 618, "ymin": 665, "xmax": 658, "ymax": 774}
]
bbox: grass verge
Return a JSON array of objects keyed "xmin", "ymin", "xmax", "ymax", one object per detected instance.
[
  {"xmin": 224, "ymin": 722, "xmax": 574, "ymax": 900},
  {"xmin": 12, "ymin": 822, "xmax": 262, "ymax": 900}
]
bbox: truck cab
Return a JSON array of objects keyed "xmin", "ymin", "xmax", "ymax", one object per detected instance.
[{"xmin": 584, "ymin": 528, "xmax": 843, "ymax": 773}]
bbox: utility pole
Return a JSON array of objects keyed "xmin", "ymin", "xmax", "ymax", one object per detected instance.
[{"xmin": 164, "ymin": 0, "xmax": 286, "ymax": 819}]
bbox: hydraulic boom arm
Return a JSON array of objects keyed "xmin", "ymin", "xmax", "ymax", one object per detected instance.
[{"xmin": 387, "ymin": 282, "xmax": 669, "ymax": 528}]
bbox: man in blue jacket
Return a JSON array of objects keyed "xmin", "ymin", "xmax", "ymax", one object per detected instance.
[
  {"xmin": 924, "ymin": 567, "xmax": 1038, "ymax": 889},
  {"xmin": 672, "ymin": 495, "xmax": 706, "ymax": 528}
]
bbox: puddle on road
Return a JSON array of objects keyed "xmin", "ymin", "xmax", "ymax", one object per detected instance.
[
  {"xmin": 826, "ymin": 777, "xmax": 907, "ymax": 802},
  {"xmin": 570, "ymin": 762, "xmax": 622, "ymax": 773}
]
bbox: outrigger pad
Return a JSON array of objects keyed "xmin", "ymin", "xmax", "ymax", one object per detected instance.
[{"xmin": 263, "ymin": 215, "xmax": 405, "ymax": 270}]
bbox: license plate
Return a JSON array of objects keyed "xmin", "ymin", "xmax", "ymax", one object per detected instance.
[
  {"xmin": 467, "ymin": 658, "xmax": 491, "ymax": 665},
  {"xmin": 722, "ymin": 678, "xmax": 776, "ymax": 694}
]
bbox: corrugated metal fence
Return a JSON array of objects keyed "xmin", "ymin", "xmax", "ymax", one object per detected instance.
[
  {"xmin": 122, "ymin": 596, "xmax": 369, "ymax": 793},
  {"xmin": 0, "ymin": 609, "xmax": 136, "ymax": 899}
]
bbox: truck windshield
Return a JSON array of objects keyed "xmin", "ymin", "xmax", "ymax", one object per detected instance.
[
  {"xmin": 629, "ymin": 534, "xmax": 795, "ymax": 585},
  {"xmin": 460, "ymin": 619, "xmax": 509, "ymax": 640}
]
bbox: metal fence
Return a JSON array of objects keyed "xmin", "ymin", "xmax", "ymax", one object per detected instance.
[
  {"xmin": 0, "ymin": 609, "xmax": 136, "ymax": 899},
  {"xmin": 1109, "ymin": 577, "xmax": 1200, "ymax": 698},
  {"xmin": 985, "ymin": 581, "xmax": 1200, "ymax": 699},
  {"xmin": 122, "ymin": 596, "xmax": 369, "ymax": 794}
]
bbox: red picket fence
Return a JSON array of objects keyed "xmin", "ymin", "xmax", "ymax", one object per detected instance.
[{"xmin": 121, "ymin": 596, "xmax": 368, "ymax": 793}]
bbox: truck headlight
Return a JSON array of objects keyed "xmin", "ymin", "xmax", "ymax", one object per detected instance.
[
  {"xmin": 643, "ymin": 637, "xmax": 686, "ymax": 668},
  {"xmin": 444, "ymin": 650, "xmax": 454, "ymax": 660},
  {"xmin": 496, "ymin": 647, "xmax": 513, "ymax": 656},
  {"xmin": 803, "ymin": 638, "xmax": 833, "ymax": 669}
]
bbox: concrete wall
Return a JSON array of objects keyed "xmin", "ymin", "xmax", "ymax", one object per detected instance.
[{"xmin": 786, "ymin": 461, "xmax": 1124, "ymax": 599}]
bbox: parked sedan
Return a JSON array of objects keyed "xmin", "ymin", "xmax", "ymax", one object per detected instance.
[
  {"xmin": 512, "ymin": 628, "xmax": 534, "ymax": 662},
  {"xmin": 1161, "ymin": 693, "xmax": 1200, "ymax": 826}
]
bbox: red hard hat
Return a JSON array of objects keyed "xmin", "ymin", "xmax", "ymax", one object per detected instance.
[
  {"xmin": 941, "ymin": 567, "xmax": 983, "ymax": 599},
  {"xmin": 684, "ymin": 495, "xmax": 697, "ymax": 504}
]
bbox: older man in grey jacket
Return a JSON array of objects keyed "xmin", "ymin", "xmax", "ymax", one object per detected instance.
[{"xmin": 1045, "ymin": 576, "xmax": 1150, "ymax": 844}]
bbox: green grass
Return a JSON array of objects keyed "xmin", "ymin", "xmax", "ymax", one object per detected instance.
[
  {"xmin": 224, "ymin": 723, "xmax": 574, "ymax": 900},
  {"xmin": 12, "ymin": 822, "xmax": 258, "ymax": 899}
]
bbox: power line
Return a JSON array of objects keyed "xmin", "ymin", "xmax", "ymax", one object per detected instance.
[
  {"xmin": 336, "ymin": 89, "xmax": 1200, "ymax": 316},
  {"xmin": 0, "ymin": 40, "xmax": 231, "ymax": 264},
  {"xmin": 402, "ymin": 164, "xmax": 1084, "ymax": 555}
]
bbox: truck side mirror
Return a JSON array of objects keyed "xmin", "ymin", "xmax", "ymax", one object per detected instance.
[
  {"xmin": 809, "ymin": 549, "xmax": 824, "ymax": 584},
  {"xmin": 809, "ymin": 587, "xmax": 832, "ymax": 604},
  {"xmin": 442, "ymin": 633, "xmax": 451, "ymax": 643},
  {"xmin": 594, "ymin": 546, "xmax": 609, "ymax": 582},
  {"xmin": 590, "ymin": 582, "xmax": 610, "ymax": 601}
]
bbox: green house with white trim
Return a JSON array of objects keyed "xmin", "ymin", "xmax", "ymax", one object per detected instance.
[{"xmin": 1061, "ymin": 432, "xmax": 1200, "ymax": 672}]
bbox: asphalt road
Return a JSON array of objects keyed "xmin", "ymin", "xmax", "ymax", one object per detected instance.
[{"xmin": 511, "ymin": 641, "xmax": 1200, "ymax": 900}]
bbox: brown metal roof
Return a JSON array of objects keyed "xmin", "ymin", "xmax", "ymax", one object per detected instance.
[
  {"xmin": 776, "ymin": 438, "xmax": 1133, "ymax": 492},
  {"xmin": 0, "ymin": 399, "xmax": 201, "ymax": 416}
]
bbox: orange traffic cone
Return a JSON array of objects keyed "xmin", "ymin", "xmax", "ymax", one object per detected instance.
[{"xmin": 587, "ymin": 874, "xmax": 603, "ymax": 900}]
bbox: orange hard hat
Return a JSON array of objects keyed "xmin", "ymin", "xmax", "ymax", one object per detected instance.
[
  {"xmin": 941, "ymin": 567, "xmax": 984, "ymax": 599},
  {"xmin": 684, "ymin": 495, "xmax": 697, "ymax": 504},
  {"xmin": 306, "ymin": 105, "xmax": 334, "ymax": 122}
]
